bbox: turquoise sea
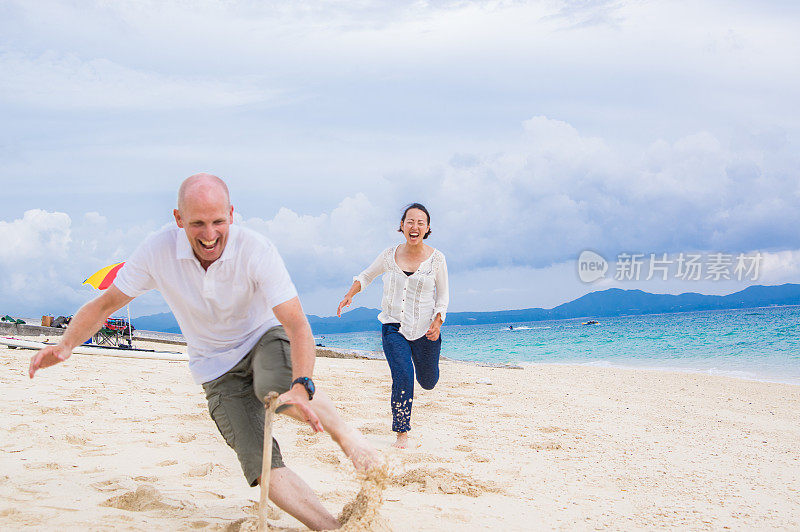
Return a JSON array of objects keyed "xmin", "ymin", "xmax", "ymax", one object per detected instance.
[{"xmin": 316, "ymin": 306, "xmax": 800, "ymax": 385}]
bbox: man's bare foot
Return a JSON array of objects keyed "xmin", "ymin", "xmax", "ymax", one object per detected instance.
[
  {"xmin": 339, "ymin": 428, "xmax": 384, "ymax": 472},
  {"xmin": 393, "ymin": 432, "xmax": 410, "ymax": 449}
]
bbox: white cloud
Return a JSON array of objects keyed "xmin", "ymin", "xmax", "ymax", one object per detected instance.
[
  {"xmin": 0, "ymin": 209, "xmax": 71, "ymax": 261},
  {"xmin": 240, "ymin": 193, "xmax": 392, "ymax": 289},
  {"xmin": 3, "ymin": 1, "xmax": 798, "ymax": 127},
  {"xmin": 760, "ymin": 250, "xmax": 800, "ymax": 283},
  {"xmin": 0, "ymin": 51, "xmax": 274, "ymax": 110},
  {"xmin": 427, "ymin": 116, "xmax": 800, "ymax": 270},
  {"xmin": 0, "ymin": 209, "xmax": 162, "ymax": 317}
]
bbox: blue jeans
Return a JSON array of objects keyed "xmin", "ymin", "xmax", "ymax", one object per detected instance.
[{"xmin": 381, "ymin": 322, "xmax": 442, "ymax": 433}]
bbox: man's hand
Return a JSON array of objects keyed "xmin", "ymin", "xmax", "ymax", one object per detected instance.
[
  {"xmin": 278, "ymin": 385, "xmax": 324, "ymax": 433},
  {"xmin": 272, "ymin": 297, "xmax": 323, "ymax": 431},
  {"xmin": 28, "ymin": 285, "xmax": 133, "ymax": 380},
  {"xmin": 29, "ymin": 344, "xmax": 72, "ymax": 378}
]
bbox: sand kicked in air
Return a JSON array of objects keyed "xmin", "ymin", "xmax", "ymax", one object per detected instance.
[{"xmin": 338, "ymin": 464, "xmax": 392, "ymax": 531}]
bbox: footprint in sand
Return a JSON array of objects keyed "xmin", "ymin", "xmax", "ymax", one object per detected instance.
[
  {"xmin": 392, "ymin": 467, "xmax": 503, "ymax": 497},
  {"xmin": 132, "ymin": 475, "xmax": 159, "ymax": 482},
  {"xmin": 453, "ymin": 444, "xmax": 472, "ymax": 452},
  {"xmin": 241, "ymin": 501, "xmax": 282, "ymax": 519},
  {"xmin": 91, "ymin": 478, "xmax": 131, "ymax": 492},
  {"xmin": 177, "ymin": 433, "xmax": 196, "ymax": 443},
  {"xmin": 467, "ymin": 452, "xmax": 490, "ymax": 463},
  {"xmin": 101, "ymin": 484, "xmax": 193, "ymax": 513},
  {"xmin": 24, "ymin": 462, "xmax": 60, "ymax": 470},
  {"xmin": 187, "ymin": 463, "xmax": 214, "ymax": 477},
  {"xmin": 157, "ymin": 459, "xmax": 178, "ymax": 467},
  {"xmin": 224, "ymin": 517, "xmax": 257, "ymax": 531},
  {"xmin": 64, "ymin": 434, "xmax": 88, "ymax": 445},
  {"xmin": 38, "ymin": 405, "xmax": 81, "ymax": 415},
  {"xmin": 358, "ymin": 422, "xmax": 385, "ymax": 435}
]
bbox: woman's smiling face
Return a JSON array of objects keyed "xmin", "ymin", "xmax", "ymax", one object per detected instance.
[{"xmin": 401, "ymin": 208, "xmax": 429, "ymax": 244}]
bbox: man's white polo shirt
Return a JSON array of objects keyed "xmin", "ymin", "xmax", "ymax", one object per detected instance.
[{"xmin": 114, "ymin": 224, "xmax": 298, "ymax": 384}]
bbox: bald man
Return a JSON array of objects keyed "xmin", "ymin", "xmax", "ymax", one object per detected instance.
[{"xmin": 29, "ymin": 173, "xmax": 380, "ymax": 530}]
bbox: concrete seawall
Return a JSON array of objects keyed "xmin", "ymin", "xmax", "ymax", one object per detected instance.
[
  {"xmin": 0, "ymin": 322, "xmax": 65, "ymax": 337},
  {"xmin": 0, "ymin": 322, "xmax": 186, "ymax": 346}
]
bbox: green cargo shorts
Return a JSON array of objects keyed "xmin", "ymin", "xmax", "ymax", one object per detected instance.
[{"xmin": 202, "ymin": 326, "xmax": 294, "ymax": 487}]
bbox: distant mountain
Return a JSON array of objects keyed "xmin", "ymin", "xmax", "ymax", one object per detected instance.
[
  {"xmin": 306, "ymin": 307, "xmax": 380, "ymax": 334},
  {"xmin": 132, "ymin": 284, "xmax": 800, "ymax": 335},
  {"xmin": 132, "ymin": 312, "xmax": 182, "ymax": 334},
  {"xmin": 546, "ymin": 284, "xmax": 800, "ymax": 319}
]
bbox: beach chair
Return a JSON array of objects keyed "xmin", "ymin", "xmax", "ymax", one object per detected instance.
[{"xmin": 92, "ymin": 318, "xmax": 134, "ymax": 347}]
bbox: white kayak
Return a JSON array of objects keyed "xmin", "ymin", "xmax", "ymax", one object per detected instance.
[{"xmin": 0, "ymin": 336, "xmax": 188, "ymax": 362}]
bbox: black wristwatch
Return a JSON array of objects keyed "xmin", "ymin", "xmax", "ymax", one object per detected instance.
[{"xmin": 291, "ymin": 377, "xmax": 315, "ymax": 400}]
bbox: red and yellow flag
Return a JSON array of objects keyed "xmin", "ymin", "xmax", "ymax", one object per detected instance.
[{"xmin": 83, "ymin": 262, "xmax": 125, "ymax": 290}]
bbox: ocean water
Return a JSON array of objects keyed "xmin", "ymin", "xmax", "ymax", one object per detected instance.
[{"xmin": 316, "ymin": 306, "xmax": 800, "ymax": 385}]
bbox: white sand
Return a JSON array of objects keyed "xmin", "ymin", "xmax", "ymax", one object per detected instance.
[{"xmin": 1, "ymin": 336, "xmax": 799, "ymax": 530}]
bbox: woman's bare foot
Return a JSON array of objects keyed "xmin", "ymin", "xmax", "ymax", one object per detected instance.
[{"xmin": 393, "ymin": 432, "xmax": 410, "ymax": 449}]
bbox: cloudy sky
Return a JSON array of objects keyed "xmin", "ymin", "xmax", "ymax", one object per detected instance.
[{"xmin": 1, "ymin": 0, "xmax": 799, "ymax": 319}]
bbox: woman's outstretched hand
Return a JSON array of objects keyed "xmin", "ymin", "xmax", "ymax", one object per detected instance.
[{"xmin": 337, "ymin": 295, "xmax": 353, "ymax": 317}]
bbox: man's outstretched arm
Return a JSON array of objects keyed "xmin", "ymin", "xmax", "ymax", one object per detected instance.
[
  {"xmin": 272, "ymin": 296, "xmax": 323, "ymax": 432},
  {"xmin": 29, "ymin": 285, "xmax": 133, "ymax": 378}
]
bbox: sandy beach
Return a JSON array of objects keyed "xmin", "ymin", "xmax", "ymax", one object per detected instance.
[{"xmin": 1, "ymin": 335, "xmax": 799, "ymax": 531}]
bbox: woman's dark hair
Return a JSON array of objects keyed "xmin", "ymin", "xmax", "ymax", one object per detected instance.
[{"xmin": 398, "ymin": 202, "xmax": 432, "ymax": 239}]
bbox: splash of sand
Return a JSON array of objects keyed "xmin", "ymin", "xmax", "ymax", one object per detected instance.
[
  {"xmin": 223, "ymin": 462, "xmax": 392, "ymax": 531},
  {"xmin": 337, "ymin": 464, "xmax": 392, "ymax": 531}
]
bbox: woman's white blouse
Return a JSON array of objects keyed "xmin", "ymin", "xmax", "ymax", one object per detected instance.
[{"xmin": 355, "ymin": 245, "xmax": 449, "ymax": 341}]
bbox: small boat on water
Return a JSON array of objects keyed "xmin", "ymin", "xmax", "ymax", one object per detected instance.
[{"xmin": 582, "ymin": 320, "xmax": 599, "ymax": 325}]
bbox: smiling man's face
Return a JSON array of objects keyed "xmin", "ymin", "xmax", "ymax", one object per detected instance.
[{"xmin": 173, "ymin": 174, "xmax": 233, "ymax": 269}]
